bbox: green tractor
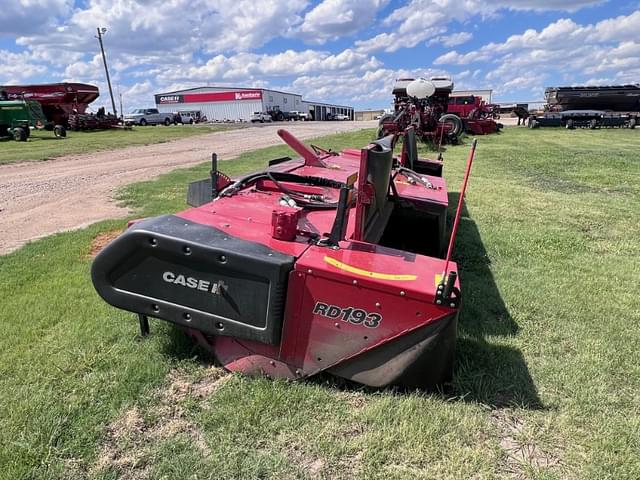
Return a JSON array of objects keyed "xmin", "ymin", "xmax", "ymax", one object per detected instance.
[{"xmin": 0, "ymin": 98, "xmax": 66, "ymax": 142}]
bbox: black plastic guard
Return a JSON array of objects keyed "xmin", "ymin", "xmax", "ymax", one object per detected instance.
[
  {"xmin": 187, "ymin": 178, "xmax": 213, "ymax": 207},
  {"xmin": 413, "ymin": 159, "xmax": 443, "ymax": 177},
  {"xmin": 91, "ymin": 215, "xmax": 295, "ymax": 344},
  {"xmin": 328, "ymin": 312, "xmax": 457, "ymax": 389}
]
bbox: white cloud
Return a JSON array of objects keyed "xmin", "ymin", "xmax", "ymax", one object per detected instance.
[
  {"xmin": 355, "ymin": 27, "xmax": 447, "ymax": 53},
  {"xmin": 17, "ymin": 0, "xmax": 309, "ymax": 58},
  {"xmin": 165, "ymin": 48, "xmax": 381, "ymax": 84},
  {"xmin": 429, "ymin": 31, "xmax": 473, "ymax": 48},
  {"xmin": 594, "ymin": 10, "xmax": 640, "ymax": 42},
  {"xmin": 63, "ymin": 55, "xmax": 103, "ymax": 79},
  {"xmin": 0, "ymin": 50, "xmax": 48, "ymax": 84},
  {"xmin": 355, "ymin": 0, "xmax": 606, "ymax": 54},
  {"xmin": 440, "ymin": 31, "xmax": 473, "ymax": 47},
  {"xmin": 7, "ymin": 0, "xmax": 311, "ymax": 88},
  {"xmin": 584, "ymin": 77, "xmax": 614, "ymax": 86},
  {"xmin": 498, "ymin": 0, "xmax": 603, "ymax": 11},
  {"xmin": 434, "ymin": 49, "xmax": 490, "ymax": 65},
  {"xmin": 433, "ymin": 10, "xmax": 640, "ymax": 99},
  {"xmin": 0, "ymin": 0, "xmax": 72, "ymax": 35},
  {"xmin": 436, "ymin": 11, "xmax": 640, "ymax": 67},
  {"xmin": 298, "ymin": 0, "xmax": 389, "ymax": 43}
]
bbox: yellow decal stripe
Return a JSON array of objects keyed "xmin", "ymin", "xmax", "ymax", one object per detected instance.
[
  {"xmin": 434, "ymin": 274, "xmax": 443, "ymax": 288},
  {"xmin": 323, "ymin": 256, "xmax": 417, "ymax": 281}
]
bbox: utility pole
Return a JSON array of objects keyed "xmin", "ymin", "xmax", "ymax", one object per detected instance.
[
  {"xmin": 117, "ymin": 84, "xmax": 124, "ymax": 119},
  {"xmin": 96, "ymin": 27, "xmax": 117, "ymax": 117}
]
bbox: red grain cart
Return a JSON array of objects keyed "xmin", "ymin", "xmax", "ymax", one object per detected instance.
[{"xmin": 0, "ymin": 82, "xmax": 99, "ymax": 126}]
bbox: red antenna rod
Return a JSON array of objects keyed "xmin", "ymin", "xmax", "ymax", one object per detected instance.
[
  {"xmin": 277, "ymin": 129, "xmax": 325, "ymax": 167},
  {"xmin": 442, "ymin": 138, "xmax": 477, "ymax": 278}
]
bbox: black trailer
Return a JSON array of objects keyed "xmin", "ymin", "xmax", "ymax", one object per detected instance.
[
  {"xmin": 529, "ymin": 84, "xmax": 640, "ymax": 129},
  {"xmin": 545, "ymin": 85, "xmax": 640, "ymax": 112},
  {"xmin": 528, "ymin": 110, "xmax": 637, "ymax": 129}
]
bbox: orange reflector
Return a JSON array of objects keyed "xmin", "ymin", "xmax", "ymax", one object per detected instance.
[{"xmin": 323, "ymin": 256, "xmax": 417, "ymax": 281}]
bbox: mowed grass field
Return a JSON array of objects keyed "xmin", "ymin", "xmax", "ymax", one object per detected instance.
[
  {"xmin": 0, "ymin": 124, "xmax": 239, "ymax": 164},
  {"xmin": 1, "ymin": 127, "xmax": 639, "ymax": 479}
]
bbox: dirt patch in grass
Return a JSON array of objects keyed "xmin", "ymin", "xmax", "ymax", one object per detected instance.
[
  {"xmin": 92, "ymin": 407, "xmax": 150, "ymax": 479},
  {"xmin": 491, "ymin": 410, "xmax": 565, "ymax": 479},
  {"xmin": 87, "ymin": 229, "xmax": 122, "ymax": 258},
  {"xmin": 303, "ymin": 457, "xmax": 327, "ymax": 476},
  {"xmin": 335, "ymin": 390, "xmax": 367, "ymax": 410},
  {"xmin": 91, "ymin": 367, "xmax": 229, "ymax": 478},
  {"xmin": 276, "ymin": 421, "xmax": 365, "ymax": 479},
  {"xmin": 283, "ymin": 442, "xmax": 332, "ymax": 478},
  {"xmin": 165, "ymin": 367, "xmax": 230, "ymax": 402}
]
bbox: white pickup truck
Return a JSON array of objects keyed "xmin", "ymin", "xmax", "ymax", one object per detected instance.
[
  {"xmin": 250, "ymin": 112, "xmax": 273, "ymax": 123},
  {"xmin": 289, "ymin": 110, "xmax": 310, "ymax": 121},
  {"xmin": 123, "ymin": 108, "xmax": 173, "ymax": 126}
]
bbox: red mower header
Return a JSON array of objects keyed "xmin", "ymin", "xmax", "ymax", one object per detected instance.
[{"xmin": 92, "ymin": 128, "xmax": 477, "ymax": 390}]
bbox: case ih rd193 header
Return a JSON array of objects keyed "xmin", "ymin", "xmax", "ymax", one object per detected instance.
[{"xmin": 92, "ymin": 128, "xmax": 477, "ymax": 389}]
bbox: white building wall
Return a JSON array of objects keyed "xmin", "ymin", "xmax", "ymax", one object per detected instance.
[
  {"xmin": 263, "ymin": 90, "xmax": 304, "ymax": 113},
  {"xmin": 157, "ymin": 100, "xmax": 262, "ymax": 122}
]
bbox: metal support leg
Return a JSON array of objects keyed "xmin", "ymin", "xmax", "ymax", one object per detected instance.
[{"xmin": 138, "ymin": 314, "xmax": 150, "ymax": 337}]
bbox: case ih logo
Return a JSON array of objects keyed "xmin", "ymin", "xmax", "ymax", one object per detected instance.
[
  {"xmin": 234, "ymin": 91, "xmax": 261, "ymax": 100},
  {"xmin": 158, "ymin": 95, "xmax": 182, "ymax": 104},
  {"xmin": 162, "ymin": 271, "xmax": 227, "ymax": 295}
]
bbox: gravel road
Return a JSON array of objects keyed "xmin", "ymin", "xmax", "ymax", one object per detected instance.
[{"xmin": 0, "ymin": 121, "xmax": 377, "ymax": 254}]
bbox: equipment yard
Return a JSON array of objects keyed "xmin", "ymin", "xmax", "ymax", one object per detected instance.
[
  {"xmin": 1, "ymin": 126, "xmax": 639, "ymax": 479},
  {"xmin": 0, "ymin": 121, "xmax": 376, "ymax": 254}
]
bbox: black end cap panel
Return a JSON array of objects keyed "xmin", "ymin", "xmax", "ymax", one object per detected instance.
[{"xmin": 91, "ymin": 215, "xmax": 295, "ymax": 344}]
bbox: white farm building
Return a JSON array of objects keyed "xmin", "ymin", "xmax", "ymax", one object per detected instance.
[{"xmin": 154, "ymin": 86, "xmax": 353, "ymax": 122}]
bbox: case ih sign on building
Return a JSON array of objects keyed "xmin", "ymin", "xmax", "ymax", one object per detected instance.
[
  {"xmin": 155, "ymin": 90, "xmax": 262, "ymax": 105},
  {"xmin": 156, "ymin": 95, "xmax": 182, "ymax": 104}
]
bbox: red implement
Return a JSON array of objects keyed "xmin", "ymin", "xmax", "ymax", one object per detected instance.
[
  {"xmin": 1, "ymin": 82, "xmax": 99, "ymax": 125},
  {"xmin": 92, "ymin": 130, "xmax": 472, "ymax": 388}
]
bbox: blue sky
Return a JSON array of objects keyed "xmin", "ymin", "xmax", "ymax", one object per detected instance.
[{"xmin": 1, "ymin": 0, "xmax": 639, "ymax": 111}]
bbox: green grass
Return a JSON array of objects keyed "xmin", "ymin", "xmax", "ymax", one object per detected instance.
[
  {"xmin": 1, "ymin": 127, "xmax": 639, "ymax": 479},
  {"xmin": 0, "ymin": 124, "xmax": 239, "ymax": 165}
]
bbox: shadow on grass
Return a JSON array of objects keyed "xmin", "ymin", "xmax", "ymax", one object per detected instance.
[
  {"xmin": 159, "ymin": 325, "xmax": 218, "ymax": 365},
  {"xmin": 26, "ymin": 137, "xmax": 66, "ymax": 141},
  {"xmin": 447, "ymin": 192, "xmax": 542, "ymax": 409}
]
